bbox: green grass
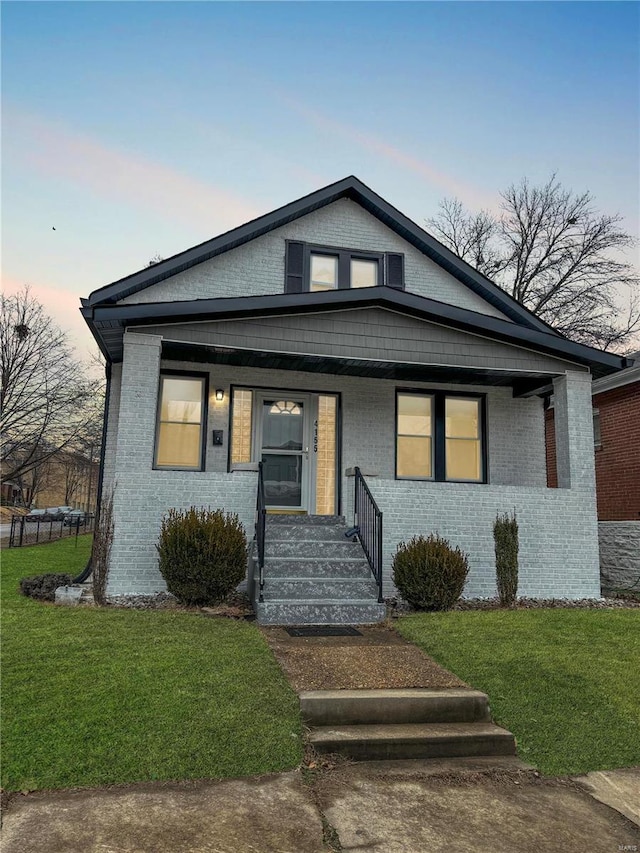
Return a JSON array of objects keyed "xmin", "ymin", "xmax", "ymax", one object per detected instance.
[
  {"xmin": 1, "ymin": 538, "xmax": 302, "ymax": 792},
  {"xmin": 398, "ymin": 609, "xmax": 640, "ymax": 776}
]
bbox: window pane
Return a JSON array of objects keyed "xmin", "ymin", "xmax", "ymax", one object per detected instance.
[
  {"xmin": 446, "ymin": 398, "xmax": 480, "ymax": 439},
  {"xmin": 310, "ymin": 254, "xmax": 338, "ymax": 291},
  {"xmin": 262, "ymin": 401, "xmax": 303, "ymax": 450},
  {"xmin": 262, "ymin": 453, "xmax": 302, "ymax": 506},
  {"xmin": 231, "ymin": 389, "xmax": 253, "ymax": 464},
  {"xmin": 351, "ymin": 258, "xmax": 378, "ymax": 288},
  {"xmin": 316, "ymin": 395, "xmax": 337, "ymax": 515},
  {"xmin": 161, "ymin": 378, "xmax": 203, "ymax": 423},
  {"xmin": 398, "ymin": 394, "xmax": 432, "ymax": 436},
  {"xmin": 397, "ymin": 436, "xmax": 432, "ymax": 478},
  {"xmin": 156, "ymin": 423, "xmax": 201, "ymax": 468},
  {"xmin": 446, "ymin": 438, "xmax": 481, "ymax": 481}
]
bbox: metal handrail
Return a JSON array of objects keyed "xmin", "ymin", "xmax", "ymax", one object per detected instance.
[
  {"xmin": 255, "ymin": 461, "xmax": 267, "ymax": 603},
  {"xmin": 354, "ymin": 467, "xmax": 383, "ymax": 603}
]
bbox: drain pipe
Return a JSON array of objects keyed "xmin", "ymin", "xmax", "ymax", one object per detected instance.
[{"xmin": 72, "ymin": 360, "xmax": 112, "ymax": 584}]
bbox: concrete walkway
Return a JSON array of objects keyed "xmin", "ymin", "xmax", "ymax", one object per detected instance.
[{"xmin": 2, "ymin": 765, "xmax": 638, "ymax": 853}]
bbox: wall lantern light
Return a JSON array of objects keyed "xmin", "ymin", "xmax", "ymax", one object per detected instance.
[{"xmin": 215, "ymin": 389, "xmax": 224, "ymax": 402}]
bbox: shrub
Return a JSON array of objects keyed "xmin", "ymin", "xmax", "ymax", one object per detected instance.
[
  {"xmin": 392, "ymin": 534, "xmax": 469, "ymax": 611},
  {"xmin": 20, "ymin": 573, "xmax": 74, "ymax": 602},
  {"xmin": 157, "ymin": 507, "xmax": 247, "ymax": 606},
  {"xmin": 494, "ymin": 511, "xmax": 519, "ymax": 606}
]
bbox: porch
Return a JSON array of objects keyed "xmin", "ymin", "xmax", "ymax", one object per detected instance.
[{"xmin": 103, "ymin": 329, "xmax": 599, "ymax": 612}]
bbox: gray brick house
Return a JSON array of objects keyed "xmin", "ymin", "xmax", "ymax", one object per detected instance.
[{"xmin": 82, "ymin": 176, "xmax": 628, "ymax": 623}]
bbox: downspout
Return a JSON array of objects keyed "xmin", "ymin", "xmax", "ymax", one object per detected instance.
[{"xmin": 72, "ymin": 360, "xmax": 112, "ymax": 583}]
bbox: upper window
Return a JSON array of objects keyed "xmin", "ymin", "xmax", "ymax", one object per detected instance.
[
  {"xmin": 396, "ymin": 391, "xmax": 485, "ymax": 483},
  {"xmin": 154, "ymin": 374, "xmax": 207, "ymax": 470},
  {"xmin": 286, "ymin": 241, "xmax": 404, "ymax": 293}
]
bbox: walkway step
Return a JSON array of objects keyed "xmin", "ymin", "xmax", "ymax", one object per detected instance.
[
  {"xmin": 308, "ymin": 722, "xmax": 516, "ymax": 761},
  {"xmin": 300, "ymin": 689, "xmax": 492, "ymax": 726},
  {"xmin": 266, "ymin": 514, "xmax": 345, "ymax": 526},
  {"xmin": 265, "ymin": 540, "xmax": 363, "ymax": 558},
  {"xmin": 264, "ymin": 524, "xmax": 351, "ymax": 542},
  {"xmin": 259, "ymin": 557, "xmax": 372, "ymax": 579},
  {"xmin": 255, "ymin": 600, "xmax": 386, "ymax": 626},
  {"xmin": 329, "ymin": 755, "xmax": 535, "ymax": 778},
  {"xmin": 262, "ymin": 578, "xmax": 379, "ymax": 601}
]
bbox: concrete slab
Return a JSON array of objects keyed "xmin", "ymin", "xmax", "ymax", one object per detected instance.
[
  {"xmin": 574, "ymin": 767, "xmax": 640, "ymax": 827},
  {"xmin": 319, "ymin": 773, "xmax": 640, "ymax": 853},
  {"xmin": 0, "ymin": 772, "xmax": 325, "ymax": 853}
]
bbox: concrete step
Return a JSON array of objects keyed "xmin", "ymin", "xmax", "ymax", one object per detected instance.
[
  {"xmin": 267, "ymin": 514, "xmax": 345, "ymax": 526},
  {"xmin": 300, "ymin": 689, "xmax": 492, "ymax": 726},
  {"xmin": 258, "ymin": 557, "xmax": 372, "ymax": 579},
  {"xmin": 255, "ymin": 600, "xmax": 386, "ymax": 626},
  {"xmin": 265, "ymin": 540, "xmax": 364, "ymax": 559},
  {"xmin": 262, "ymin": 578, "xmax": 379, "ymax": 601},
  {"xmin": 332, "ymin": 755, "xmax": 535, "ymax": 778},
  {"xmin": 308, "ymin": 722, "xmax": 517, "ymax": 761},
  {"xmin": 265, "ymin": 524, "xmax": 351, "ymax": 542}
]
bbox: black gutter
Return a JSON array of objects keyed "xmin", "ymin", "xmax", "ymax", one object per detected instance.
[
  {"xmin": 72, "ymin": 360, "xmax": 112, "ymax": 584},
  {"xmin": 82, "ymin": 287, "xmax": 627, "ymax": 375}
]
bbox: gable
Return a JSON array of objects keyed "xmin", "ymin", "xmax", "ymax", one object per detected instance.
[
  {"xmin": 133, "ymin": 306, "xmax": 585, "ymax": 376},
  {"xmin": 118, "ymin": 199, "xmax": 510, "ymax": 320}
]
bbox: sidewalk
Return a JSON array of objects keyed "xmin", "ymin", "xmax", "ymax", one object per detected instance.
[{"xmin": 2, "ymin": 765, "xmax": 638, "ymax": 853}]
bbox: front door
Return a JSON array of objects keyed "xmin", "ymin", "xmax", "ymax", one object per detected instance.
[{"xmin": 256, "ymin": 394, "xmax": 310, "ymax": 511}]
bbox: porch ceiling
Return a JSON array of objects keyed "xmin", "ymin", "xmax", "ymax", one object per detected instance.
[{"xmin": 161, "ymin": 340, "xmax": 557, "ymax": 397}]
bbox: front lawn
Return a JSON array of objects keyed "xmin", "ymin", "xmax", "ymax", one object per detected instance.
[
  {"xmin": 1, "ymin": 538, "xmax": 302, "ymax": 792},
  {"xmin": 398, "ymin": 609, "xmax": 640, "ymax": 776}
]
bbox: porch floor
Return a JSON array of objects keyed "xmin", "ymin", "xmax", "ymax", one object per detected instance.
[{"xmin": 261, "ymin": 624, "xmax": 468, "ymax": 691}]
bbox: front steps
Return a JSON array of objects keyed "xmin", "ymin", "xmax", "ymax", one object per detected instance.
[
  {"xmin": 253, "ymin": 515, "xmax": 386, "ymax": 626},
  {"xmin": 302, "ymin": 688, "xmax": 519, "ymax": 764}
]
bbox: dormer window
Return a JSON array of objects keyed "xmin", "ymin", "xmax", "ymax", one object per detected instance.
[{"xmin": 286, "ymin": 241, "xmax": 404, "ymax": 293}]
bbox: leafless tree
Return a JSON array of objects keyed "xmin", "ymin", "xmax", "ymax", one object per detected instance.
[
  {"xmin": 428, "ymin": 175, "xmax": 640, "ymax": 350},
  {"xmin": 1, "ymin": 286, "xmax": 94, "ymax": 483}
]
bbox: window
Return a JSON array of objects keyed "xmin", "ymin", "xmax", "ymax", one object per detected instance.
[
  {"xmin": 396, "ymin": 391, "xmax": 485, "ymax": 482},
  {"xmin": 593, "ymin": 409, "xmax": 602, "ymax": 448},
  {"xmin": 154, "ymin": 373, "xmax": 207, "ymax": 470},
  {"xmin": 286, "ymin": 241, "xmax": 404, "ymax": 292}
]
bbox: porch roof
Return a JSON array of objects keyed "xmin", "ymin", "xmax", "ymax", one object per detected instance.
[
  {"xmin": 82, "ymin": 286, "xmax": 628, "ymax": 382},
  {"xmin": 160, "ymin": 339, "xmax": 563, "ymax": 397}
]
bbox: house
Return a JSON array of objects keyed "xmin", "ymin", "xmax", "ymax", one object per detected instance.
[
  {"xmin": 546, "ymin": 352, "xmax": 640, "ymax": 594},
  {"xmin": 81, "ymin": 176, "xmax": 628, "ymax": 623}
]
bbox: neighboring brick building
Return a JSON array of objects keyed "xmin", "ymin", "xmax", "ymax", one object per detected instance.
[{"xmin": 546, "ymin": 352, "xmax": 640, "ymax": 592}]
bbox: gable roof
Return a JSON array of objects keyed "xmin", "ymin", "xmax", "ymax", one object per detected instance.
[
  {"xmin": 81, "ymin": 285, "xmax": 628, "ymax": 380},
  {"xmin": 84, "ymin": 175, "xmax": 552, "ymax": 333}
]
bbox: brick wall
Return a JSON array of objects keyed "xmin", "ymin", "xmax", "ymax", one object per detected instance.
[{"xmin": 546, "ymin": 380, "xmax": 640, "ymax": 520}]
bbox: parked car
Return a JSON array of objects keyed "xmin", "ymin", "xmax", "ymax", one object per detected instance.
[
  {"xmin": 63, "ymin": 510, "xmax": 93, "ymax": 527},
  {"xmin": 25, "ymin": 509, "xmax": 47, "ymax": 522}
]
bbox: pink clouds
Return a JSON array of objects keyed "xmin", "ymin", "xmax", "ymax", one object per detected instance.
[
  {"xmin": 281, "ymin": 97, "xmax": 499, "ymax": 213},
  {"xmin": 5, "ymin": 108, "xmax": 262, "ymax": 234}
]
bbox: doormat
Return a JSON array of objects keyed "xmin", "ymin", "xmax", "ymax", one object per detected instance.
[{"xmin": 285, "ymin": 626, "xmax": 363, "ymax": 637}]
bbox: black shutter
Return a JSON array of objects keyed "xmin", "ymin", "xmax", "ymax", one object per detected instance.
[
  {"xmin": 385, "ymin": 253, "xmax": 405, "ymax": 289},
  {"xmin": 285, "ymin": 241, "xmax": 305, "ymax": 293}
]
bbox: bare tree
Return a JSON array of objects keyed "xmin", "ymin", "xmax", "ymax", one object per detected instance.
[
  {"xmin": 1, "ymin": 286, "xmax": 94, "ymax": 483},
  {"xmin": 428, "ymin": 175, "xmax": 640, "ymax": 350}
]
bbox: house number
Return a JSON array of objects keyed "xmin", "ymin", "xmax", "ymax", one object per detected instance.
[{"xmin": 313, "ymin": 420, "xmax": 318, "ymax": 453}]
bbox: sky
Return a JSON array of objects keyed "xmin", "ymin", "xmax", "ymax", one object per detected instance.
[{"xmin": 2, "ymin": 1, "xmax": 639, "ymax": 360}]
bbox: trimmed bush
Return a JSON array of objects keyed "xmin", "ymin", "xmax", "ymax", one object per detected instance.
[
  {"xmin": 20, "ymin": 573, "xmax": 74, "ymax": 602},
  {"xmin": 494, "ymin": 511, "xmax": 519, "ymax": 606},
  {"xmin": 392, "ymin": 534, "xmax": 469, "ymax": 611},
  {"xmin": 157, "ymin": 507, "xmax": 247, "ymax": 606}
]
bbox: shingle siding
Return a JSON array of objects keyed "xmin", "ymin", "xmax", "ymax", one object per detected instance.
[
  {"xmin": 119, "ymin": 199, "xmax": 509, "ymax": 319},
  {"xmin": 135, "ymin": 307, "xmax": 580, "ymax": 375}
]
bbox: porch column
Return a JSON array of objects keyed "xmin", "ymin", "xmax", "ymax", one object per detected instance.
[
  {"xmin": 553, "ymin": 371, "xmax": 595, "ymax": 492},
  {"xmin": 113, "ymin": 332, "xmax": 163, "ymax": 478}
]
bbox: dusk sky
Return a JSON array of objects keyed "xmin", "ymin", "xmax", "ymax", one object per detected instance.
[{"xmin": 2, "ymin": 1, "xmax": 639, "ymax": 360}]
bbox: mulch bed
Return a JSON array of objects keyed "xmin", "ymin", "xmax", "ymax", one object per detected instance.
[{"xmin": 261, "ymin": 624, "xmax": 468, "ymax": 691}]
